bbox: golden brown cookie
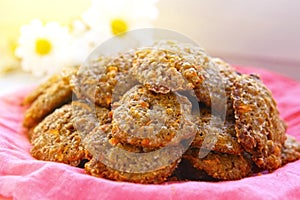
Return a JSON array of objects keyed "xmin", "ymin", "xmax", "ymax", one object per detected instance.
[
  {"xmin": 23, "ymin": 74, "xmax": 73, "ymax": 128},
  {"xmin": 151, "ymin": 40, "xmax": 209, "ymax": 67},
  {"xmin": 231, "ymin": 74, "xmax": 287, "ymax": 170},
  {"xmin": 151, "ymin": 40, "xmax": 239, "ymax": 117},
  {"xmin": 281, "ymin": 135, "xmax": 300, "ymax": 165},
  {"xmin": 71, "ymin": 52, "xmax": 137, "ymax": 107},
  {"xmin": 184, "ymin": 148, "xmax": 252, "ymax": 180},
  {"xmin": 192, "ymin": 107, "xmax": 243, "ymax": 155},
  {"xmin": 83, "ymin": 124, "xmax": 183, "ymax": 184},
  {"xmin": 193, "ymin": 59, "xmax": 240, "ymax": 117},
  {"xmin": 131, "ymin": 48, "xmax": 204, "ymax": 93},
  {"xmin": 110, "ymin": 85, "xmax": 197, "ymax": 149},
  {"xmin": 30, "ymin": 101, "xmax": 110, "ymax": 166},
  {"xmin": 23, "ymin": 74, "xmax": 61, "ymax": 105}
]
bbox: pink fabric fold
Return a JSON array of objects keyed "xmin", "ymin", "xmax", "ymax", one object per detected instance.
[{"xmin": 1, "ymin": 67, "xmax": 300, "ymax": 200}]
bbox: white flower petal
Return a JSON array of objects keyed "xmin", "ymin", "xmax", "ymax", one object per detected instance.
[
  {"xmin": 82, "ymin": 0, "xmax": 159, "ymax": 44},
  {"xmin": 15, "ymin": 19, "xmax": 76, "ymax": 76}
]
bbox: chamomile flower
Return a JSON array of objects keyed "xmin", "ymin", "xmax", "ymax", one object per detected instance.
[
  {"xmin": 82, "ymin": 0, "xmax": 159, "ymax": 45},
  {"xmin": 69, "ymin": 20, "xmax": 95, "ymax": 64},
  {"xmin": 15, "ymin": 19, "xmax": 74, "ymax": 76}
]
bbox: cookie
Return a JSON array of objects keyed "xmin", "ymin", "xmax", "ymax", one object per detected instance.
[
  {"xmin": 71, "ymin": 52, "xmax": 137, "ymax": 107},
  {"xmin": 131, "ymin": 48, "xmax": 204, "ymax": 93},
  {"xmin": 30, "ymin": 101, "xmax": 110, "ymax": 166},
  {"xmin": 110, "ymin": 85, "xmax": 197, "ymax": 149},
  {"xmin": 151, "ymin": 40, "xmax": 239, "ymax": 117},
  {"xmin": 83, "ymin": 124, "xmax": 183, "ymax": 184},
  {"xmin": 193, "ymin": 59, "xmax": 240, "ymax": 117},
  {"xmin": 281, "ymin": 135, "xmax": 300, "ymax": 165},
  {"xmin": 184, "ymin": 148, "xmax": 252, "ymax": 180},
  {"xmin": 231, "ymin": 74, "xmax": 287, "ymax": 170},
  {"xmin": 151, "ymin": 40, "xmax": 209, "ymax": 67},
  {"xmin": 23, "ymin": 74, "xmax": 72, "ymax": 128},
  {"xmin": 192, "ymin": 107, "xmax": 243, "ymax": 155},
  {"xmin": 23, "ymin": 74, "xmax": 61, "ymax": 105}
]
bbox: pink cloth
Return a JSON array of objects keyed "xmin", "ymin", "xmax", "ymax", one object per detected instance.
[{"xmin": 0, "ymin": 67, "xmax": 300, "ymax": 200}]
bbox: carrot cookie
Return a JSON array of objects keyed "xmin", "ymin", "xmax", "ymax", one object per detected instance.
[
  {"xmin": 23, "ymin": 74, "xmax": 72, "ymax": 128},
  {"xmin": 192, "ymin": 107, "xmax": 243, "ymax": 155},
  {"xmin": 131, "ymin": 48, "xmax": 204, "ymax": 93},
  {"xmin": 71, "ymin": 52, "xmax": 137, "ymax": 107},
  {"xmin": 231, "ymin": 74, "xmax": 286, "ymax": 170},
  {"xmin": 184, "ymin": 148, "xmax": 252, "ymax": 180},
  {"xmin": 30, "ymin": 101, "xmax": 110, "ymax": 166},
  {"xmin": 83, "ymin": 124, "xmax": 183, "ymax": 184},
  {"xmin": 110, "ymin": 85, "xmax": 197, "ymax": 149}
]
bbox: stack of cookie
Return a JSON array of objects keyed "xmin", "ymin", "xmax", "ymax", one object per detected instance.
[{"xmin": 23, "ymin": 40, "xmax": 300, "ymax": 184}]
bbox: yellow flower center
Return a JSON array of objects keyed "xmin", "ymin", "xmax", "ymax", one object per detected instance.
[
  {"xmin": 110, "ymin": 18, "xmax": 128, "ymax": 36},
  {"xmin": 35, "ymin": 38, "xmax": 52, "ymax": 56}
]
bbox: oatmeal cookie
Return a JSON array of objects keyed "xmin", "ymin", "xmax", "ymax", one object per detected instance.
[
  {"xmin": 110, "ymin": 85, "xmax": 197, "ymax": 149},
  {"xmin": 71, "ymin": 52, "xmax": 137, "ymax": 107},
  {"xmin": 151, "ymin": 40, "xmax": 209, "ymax": 67},
  {"xmin": 151, "ymin": 40, "xmax": 239, "ymax": 116},
  {"xmin": 23, "ymin": 74, "xmax": 73, "ymax": 128},
  {"xmin": 23, "ymin": 74, "xmax": 61, "ymax": 105},
  {"xmin": 83, "ymin": 124, "xmax": 183, "ymax": 184},
  {"xmin": 184, "ymin": 148, "xmax": 252, "ymax": 180},
  {"xmin": 192, "ymin": 107, "xmax": 243, "ymax": 155},
  {"xmin": 281, "ymin": 135, "xmax": 300, "ymax": 165},
  {"xmin": 131, "ymin": 48, "xmax": 204, "ymax": 93},
  {"xmin": 194, "ymin": 59, "xmax": 240, "ymax": 117},
  {"xmin": 231, "ymin": 74, "xmax": 287, "ymax": 170},
  {"xmin": 30, "ymin": 101, "xmax": 110, "ymax": 166}
]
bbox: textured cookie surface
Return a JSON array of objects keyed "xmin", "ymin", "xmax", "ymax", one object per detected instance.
[
  {"xmin": 111, "ymin": 85, "xmax": 197, "ymax": 149},
  {"xmin": 281, "ymin": 135, "xmax": 300, "ymax": 165},
  {"xmin": 23, "ymin": 74, "xmax": 72, "ymax": 128},
  {"xmin": 71, "ymin": 52, "xmax": 137, "ymax": 107},
  {"xmin": 151, "ymin": 40, "xmax": 239, "ymax": 117},
  {"xmin": 84, "ymin": 124, "xmax": 182, "ymax": 184},
  {"xmin": 184, "ymin": 149, "xmax": 252, "ymax": 180},
  {"xmin": 30, "ymin": 101, "xmax": 110, "ymax": 166},
  {"xmin": 131, "ymin": 48, "xmax": 203, "ymax": 93},
  {"xmin": 232, "ymin": 75, "xmax": 287, "ymax": 170},
  {"xmin": 192, "ymin": 107, "xmax": 243, "ymax": 155}
]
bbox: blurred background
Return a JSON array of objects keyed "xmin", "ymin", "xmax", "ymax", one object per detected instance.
[
  {"xmin": 0, "ymin": 0, "xmax": 299, "ymax": 94},
  {"xmin": 156, "ymin": 0, "xmax": 300, "ymax": 80}
]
